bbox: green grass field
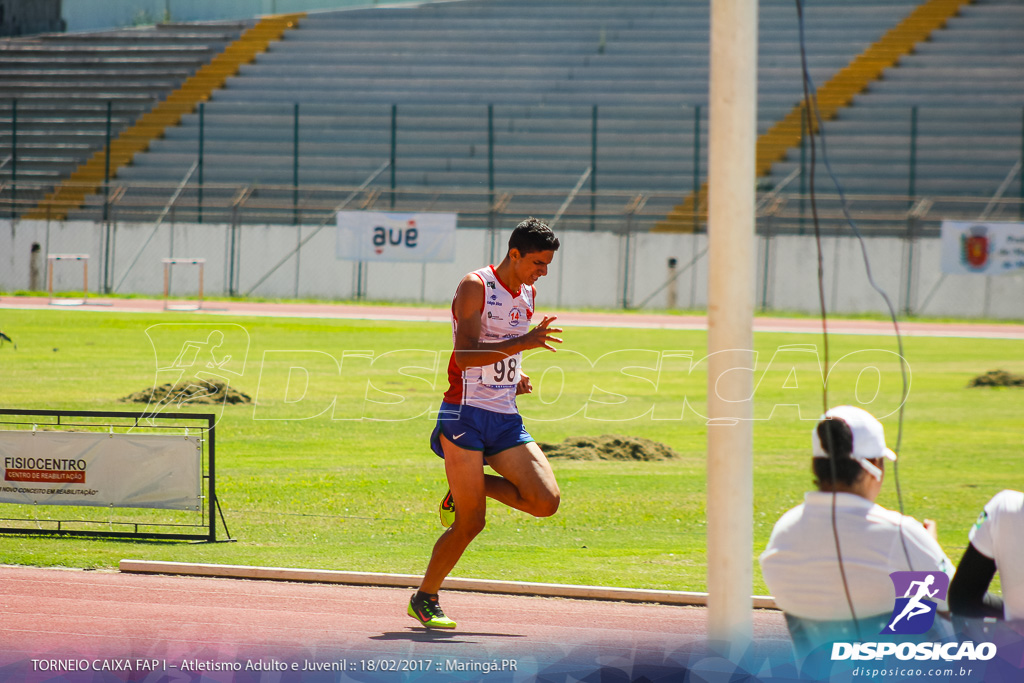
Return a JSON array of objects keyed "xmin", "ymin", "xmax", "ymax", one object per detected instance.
[{"xmin": 0, "ymin": 306, "xmax": 1020, "ymax": 595}]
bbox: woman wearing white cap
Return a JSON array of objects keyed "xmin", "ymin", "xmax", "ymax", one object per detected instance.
[{"xmin": 759, "ymin": 405, "xmax": 954, "ymax": 652}]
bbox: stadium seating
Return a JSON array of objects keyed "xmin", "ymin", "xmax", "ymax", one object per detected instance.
[
  {"xmin": 0, "ymin": 21, "xmax": 249, "ymax": 216},
  {"xmin": 58, "ymin": 0, "xmax": 925, "ymax": 228},
  {"xmin": 758, "ymin": 0, "xmax": 1024, "ymax": 233},
  {"xmin": 4, "ymin": 0, "xmax": 1022, "ymax": 234}
]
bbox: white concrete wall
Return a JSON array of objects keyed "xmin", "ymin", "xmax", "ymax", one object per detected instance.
[{"xmin": 2, "ymin": 218, "xmax": 1022, "ymax": 319}]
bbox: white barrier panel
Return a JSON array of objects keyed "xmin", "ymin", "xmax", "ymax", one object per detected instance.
[
  {"xmin": 0, "ymin": 431, "xmax": 202, "ymax": 511},
  {"xmin": 336, "ymin": 211, "xmax": 456, "ymax": 262}
]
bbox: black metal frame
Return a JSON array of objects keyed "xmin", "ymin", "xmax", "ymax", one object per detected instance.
[{"xmin": 0, "ymin": 408, "xmax": 228, "ymax": 542}]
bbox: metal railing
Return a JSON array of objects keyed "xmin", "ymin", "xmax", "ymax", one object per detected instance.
[
  {"xmin": 4, "ymin": 101, "xmax": 1022, "ymax": 226},
  {"xmin": 2, "ymin": 177, "xmax": 1021, "ymax": 238}
]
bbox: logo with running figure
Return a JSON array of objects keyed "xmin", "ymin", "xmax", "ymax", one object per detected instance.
[
  {"xmin": 141, "ymin": 323, "xmax": 250, "ymax": 427},
  {"xmin": 883, "ymin": 571, "xmax": 949, "ymax": 635}
]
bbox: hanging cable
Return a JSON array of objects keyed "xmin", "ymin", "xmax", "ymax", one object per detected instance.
[
  {"xmin": 794, "ymin": 0, "xmax": 859, "ymax": 635},
  {"xmin": 794, "ymin": 0, "xmax": 918, "ymax": 637}
]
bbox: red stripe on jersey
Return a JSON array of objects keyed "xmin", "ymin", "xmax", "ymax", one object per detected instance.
[
  {"xmin": 442, "ymin": 351, "xmax": 463, "ymax": 405},
  {"xmin": 443, "ymin": 271, "xmax": 486, "ymax": 404},
  {"xmin": 489, "ymin": 264, "xmax": 521, "ymax": 298}
]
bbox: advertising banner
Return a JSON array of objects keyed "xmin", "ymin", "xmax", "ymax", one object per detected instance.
[
  {"xmin": 336, "ymin": 211, "xmax": 457, "ymax": 262},
  {"xmin": 940, "ymin": 220, "xmax": 1024, "ymax": 275},
  {"xmin": 0, "ymin": 431, "xmax": 202, "ymax": 510}
]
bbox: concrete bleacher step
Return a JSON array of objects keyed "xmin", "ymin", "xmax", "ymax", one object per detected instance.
[
  {"xmin": 1, "ymin": 81, "xmax": 183, "ymax": 94},
  {"xmin": 850, "ymin": 92, "xmax": 1024, "ymax": 106},
  {"xmin": 0, "ymin": 46, "xmax": 220, "ymax": 62},
  {"xmin": 0, "ymin": 66, "xmax": 195, "ymax": 79},
  {"xmin": 0, "ymin": 116, "xmax": 137, "ymax": 130}
]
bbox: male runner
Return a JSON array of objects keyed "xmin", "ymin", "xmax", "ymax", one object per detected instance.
[{"xmin": 407, "ymin": 217, "xmax": 563, "ymax": 629}]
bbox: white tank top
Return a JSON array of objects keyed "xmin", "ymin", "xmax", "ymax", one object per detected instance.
[{"xmin": 442, "ymin": 265, "xmax": 535, "ymax": 414}]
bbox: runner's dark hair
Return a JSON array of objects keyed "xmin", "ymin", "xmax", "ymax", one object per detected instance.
[{"xmin": 509, "ymin": 217, "xmax": 560, "ymax": 255}]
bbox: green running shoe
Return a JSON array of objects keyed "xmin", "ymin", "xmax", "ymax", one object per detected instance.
[
  {"xmin": 439, "ymin": 489, "xmax": 455, "ymax": 528},
  {"xmin": 408, "ymin": 592, "xmax": 457, "ymax": 629}
]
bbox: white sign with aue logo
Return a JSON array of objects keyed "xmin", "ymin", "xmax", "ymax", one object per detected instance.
[{"xmin": 336, "ymin": 211, "xmax": 457, "ymax": 262}]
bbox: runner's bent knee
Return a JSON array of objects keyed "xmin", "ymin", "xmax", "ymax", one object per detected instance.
[
  {"xmin": 529, "ymin": 487, "xmax": 560, "ymax": 517},
  {"xmin": 512, "ymin": 475, "xmax": 559, "ymax": 517}
]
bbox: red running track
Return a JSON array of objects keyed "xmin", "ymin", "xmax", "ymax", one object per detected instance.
[
  {"xmin": 2, "ymin": 295, "xmax": 1023, "ymax": 339},
  {"xmin": 0, "ymin": 565, "xmax": 791, "ymax": 682}
]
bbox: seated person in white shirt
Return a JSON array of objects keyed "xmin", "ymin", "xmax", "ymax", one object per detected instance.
[
  {"xmin": 949, "ymin": 489, "xmax": 1023, "ymax": 622},
  {"xmin": 759, "ymin": 405, "xmax": 954, "ymax": 653}
]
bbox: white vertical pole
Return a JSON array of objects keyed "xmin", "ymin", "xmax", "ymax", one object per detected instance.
[{"xmin": 706, "ymin": 0, "xmax": 757, "ymax": 651}]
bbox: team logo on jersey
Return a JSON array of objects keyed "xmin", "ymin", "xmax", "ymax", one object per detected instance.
[
  {"xmin": 883, "ymin": 571, "xmax": 949, "ymax": 635},
  {"xmin": 509, "ymin": 307, "xmax": 521, "ymax": 326},
  {"xmin": 973, "ymin": 509, "xmax": 989, "ymax": 530}
]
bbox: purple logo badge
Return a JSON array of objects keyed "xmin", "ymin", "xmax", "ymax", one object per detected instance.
[{"xmin": 883, "ymin": 571, "xmax": 948, "ymax": 635}]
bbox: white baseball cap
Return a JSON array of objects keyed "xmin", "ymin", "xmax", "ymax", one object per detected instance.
[{"xmin": 812, "ymin": 405, "xmax": 897, "ymax": 481}]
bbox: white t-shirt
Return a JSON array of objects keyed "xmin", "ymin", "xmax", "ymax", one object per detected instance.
[
  {"xmin": 968, "ymin": 489, "xmax": 1024, "ymax": 621},
  {"xmin": 760, "ymin": 491, "xmax": 954, "ymax": 621}
]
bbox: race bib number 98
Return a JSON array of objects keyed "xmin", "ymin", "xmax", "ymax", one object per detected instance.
[{"xmin": 480, "ymin": 354, "xmax": 522, "ymax": 389}]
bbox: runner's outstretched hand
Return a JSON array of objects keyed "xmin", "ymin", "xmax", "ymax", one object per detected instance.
[{"xmin": 524, "ymin": 316, "xmax": 562, "ymax": 352}]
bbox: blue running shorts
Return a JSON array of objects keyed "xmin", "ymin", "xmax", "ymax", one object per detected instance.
[{"xmin": 429, "ymin": 401, "xmax": 533, "ymax": 459}]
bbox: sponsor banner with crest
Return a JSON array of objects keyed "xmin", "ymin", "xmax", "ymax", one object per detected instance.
[
  {"xmin": 940, "ymin": 220, "xmax": 1024, "ymax": 275},
  {"xmin": 336, "ymin": 211, "xmax": 456, "ymax": 262}
]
